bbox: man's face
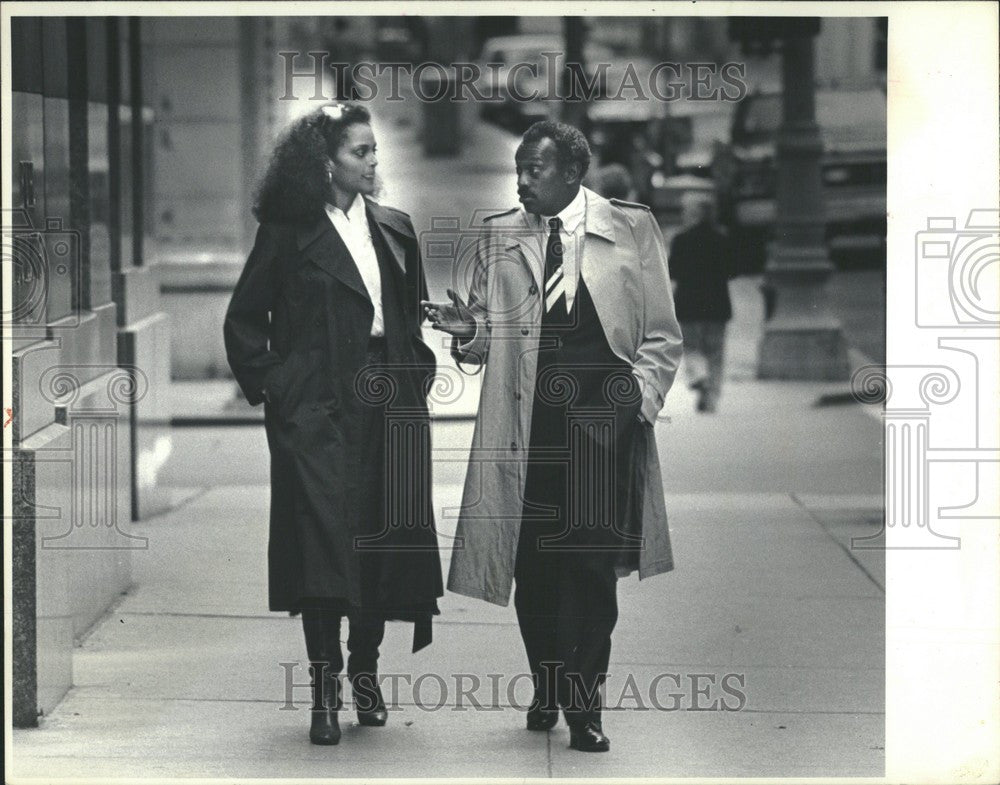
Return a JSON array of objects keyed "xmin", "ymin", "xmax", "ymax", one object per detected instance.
[{"xmin": 515, "ymin": 136, "xmax": 579, "ymax": 216}]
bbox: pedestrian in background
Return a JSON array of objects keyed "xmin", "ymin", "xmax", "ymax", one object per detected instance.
[
  {"xmin": 669, "ymin": 197, "xmax": 735, "ymax": 413},
  {"xmin": 587, "ymin": 162, "xmax": 636, "ymax": 202},
  {"xmin": 224, "ymin": 103, "xmax": 443, "ymax": 746}
]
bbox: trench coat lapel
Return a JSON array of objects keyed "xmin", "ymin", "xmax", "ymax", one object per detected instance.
[
  {"xmin": 295, "ymin": 216, "xmax": 371, "ymax": 302},
  {"xmin": 579, "ymin": 187, "xmax": 618, "ymax": 298},
  {"xmin": 499, "ymin": 189, "xmax": 618, "ymax": 291},
  {"xmin": 501, "ymin": 209, "xmax": 544, "ymax": 288},
  {"xmin": 366, "ymin": 200, "xmax": 410, "ymax": 280}
]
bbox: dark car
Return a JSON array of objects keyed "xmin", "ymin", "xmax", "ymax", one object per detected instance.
[{"xmin": 715, "ymin": 87, "xmax": 887, "ymax": 270}]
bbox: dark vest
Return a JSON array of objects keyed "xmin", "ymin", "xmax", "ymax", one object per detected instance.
[
  {"xmin": 530, "ymin": 274, "xmax": 636, "ymax": 445},
  {"xmin": 523, "ymin": 273, "xmax": 640, "ymax": 549}
]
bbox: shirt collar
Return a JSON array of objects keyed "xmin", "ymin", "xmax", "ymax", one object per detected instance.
[
  {"xmin": 325, "ymin": 192, "xmax": 367, "ymax": 224},
  {"xmin": 525, "ymin": 186, "xmax": 587, "ymax": 233}
]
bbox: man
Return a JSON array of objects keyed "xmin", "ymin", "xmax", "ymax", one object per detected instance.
[
  {"xmin": 423, "ymin": 121, "xmax": 682, "ymax": 752},
  {"xmin": 668, "ymin": 198, "xmax": 735, "ymax": 413}
]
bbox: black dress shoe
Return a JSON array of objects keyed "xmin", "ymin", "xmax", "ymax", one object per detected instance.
[
  {"xmin": 569, "ymin": 721, "xmax": 610, "ymax": 752},
  {"xmin": 526, "ymin": 705, "xmax": 559, "ymax": 731},
  {"xmin": 352, "ymin": 674, "xmax": 388, "ymax": 727}
]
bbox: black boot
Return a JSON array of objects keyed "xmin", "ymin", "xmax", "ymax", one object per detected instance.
[
  {"xmin": 309, "ymin": 663, "xmax": 342, "ymax": 745},
  {"xmin": 302, "ymin": 610, "xmax": 343, "ymax": 745},
  {"xmin": 351, "ymin": 672, "xmax": 388, "ymax": 727},
  {"xmin": 347, "ymin": 614, "xmax": 388, "ymax": 727}
]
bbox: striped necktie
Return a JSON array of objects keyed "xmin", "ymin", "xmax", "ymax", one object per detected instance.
[{"xmin": 543, "ymin": 216, "xmax": 567, "ymax": 316}]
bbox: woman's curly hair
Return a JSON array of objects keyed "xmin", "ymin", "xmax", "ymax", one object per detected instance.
[{"xmin": 253, "ymin": 103, "xmax": 372, "ymax": 225}]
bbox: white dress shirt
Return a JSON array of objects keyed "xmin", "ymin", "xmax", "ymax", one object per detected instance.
[
  {"xmin": 531, "ymin": 185, "xmax": 587, "ymax": 312},
  {"xmin": 457, "ymin": 187, "xmax": 591, "ymax": 353},
  {"xmin": 325, "ymin": 194, "xmax": 384, "ymax": 337}
]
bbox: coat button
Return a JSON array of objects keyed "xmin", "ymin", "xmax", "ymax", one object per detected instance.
[
  {"xmin": 510, "ymin": 442, "xmax": 518, "ymax": 452},
  {"xmin": 529, "ymin": 284, "xmax": 538, "ymax": 295},
  {"xmin": 514, "ymin": 391, "xmax": 521, "ymax": 400},
  {"xmin": 521, "ymin": 328, "xmax": 529, "ymax": 336}
]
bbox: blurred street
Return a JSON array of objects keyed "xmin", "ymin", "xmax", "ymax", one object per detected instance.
[{"xmin": 11, "ymin": 108, "xmax": 884, "ymax": 778}]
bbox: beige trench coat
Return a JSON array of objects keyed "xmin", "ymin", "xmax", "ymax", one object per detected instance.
[{"xmin": 446, "ymin": 188, "xmax": 684, "ymax": 606}]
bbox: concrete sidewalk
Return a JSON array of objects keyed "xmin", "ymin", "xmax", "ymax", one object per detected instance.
[
  {"xmin": 9, "ymin": 485, "xmax": 883, "ymax": 779},
  {"xmin": 11, "ymin": 336, "xmax": 885, "ymax": 780}
]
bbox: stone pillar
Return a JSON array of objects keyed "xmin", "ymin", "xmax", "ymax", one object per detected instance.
[
  {"xmin": 9, "ymin": 16, "xmax": 169, "ymax": 727},
  {"xmin": 113, "ymin": 17, "xmax": 172, "ymax": 519},
  {"xmin": 757, "ymin": 32, "xmax": 849, "ymax": 380}
]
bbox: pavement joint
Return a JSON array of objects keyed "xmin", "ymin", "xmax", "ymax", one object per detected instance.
[
  {"xmin": 60, "ymin": 691, "xmax": 887, "ymax": 716},
  {"xmin": 791, "ymin": 493, "xmax": 885, "ymax": 593}
]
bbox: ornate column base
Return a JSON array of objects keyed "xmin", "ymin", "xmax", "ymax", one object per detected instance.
[{"xmin": 757, "ymin": 245, "xmax": 850, "ymax": 380}]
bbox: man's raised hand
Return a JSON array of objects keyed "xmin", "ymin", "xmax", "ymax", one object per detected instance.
[{"xmin": 421, "ymin": 288, "xmax": 476, "ymax": 339}]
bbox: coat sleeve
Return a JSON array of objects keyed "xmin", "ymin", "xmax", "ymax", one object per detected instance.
[
  {"xmin": 223, "ymin": 223, "xmax": 285, "ymax": 407},
  {"xmin": 633, "ymin": 211, "xmax": 684, "ymax": 423},
  {"xmin": 449, "ymin": 231, "xmax": 492, "ymax": 371}
]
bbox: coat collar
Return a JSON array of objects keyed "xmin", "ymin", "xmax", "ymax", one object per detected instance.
[
  {"xmin": 365, "ymin": 199, "xmax": 412, "ymax": 279},
  {"xmin": 582, "ymin": 187, "xmax": 616, "ymax": 243},
  {"xmin": 501, "ymin": 187, "xmax": 616, "ymax": 286},
  {"xmin": 295, "ymin": 214, "xmax": 368, "ymax": 299},
  {"xmin": 294, "ymin": 199, "xmax": 409, "ymax": 298}
]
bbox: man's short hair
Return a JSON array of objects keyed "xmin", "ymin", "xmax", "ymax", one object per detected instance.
[{"xmin": 520, "ymin": 120, "xmax": 592, "ymax": 180}]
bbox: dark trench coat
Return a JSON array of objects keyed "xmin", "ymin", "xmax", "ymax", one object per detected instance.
[{"xmin": 223, "ymin": 200, "xmax": 443, "ymax": 623}]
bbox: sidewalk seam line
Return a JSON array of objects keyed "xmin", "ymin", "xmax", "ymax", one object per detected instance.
[
  {"xmin": 49, "ymin": 693, "xmax": 889, "ymax": 715},
  {"xmin": 790, "ymin": 493, "xmax": 885, "ymax": 594}
]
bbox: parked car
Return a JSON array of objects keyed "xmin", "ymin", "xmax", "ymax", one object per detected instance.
[
  {"xmin": 713, "ymin": 87, "xmax": 887, "ymax": 270},
  {"xmin": 669, "ymin": 104, "xmax": 734, "ymax": 179},
  {"xmin": 475, "ymin": 35, "xmax": 619, "ymax": 130}
]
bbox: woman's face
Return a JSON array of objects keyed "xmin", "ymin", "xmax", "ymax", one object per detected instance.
[{"xmin": 329, "ymin": 123, "xmax": 378, "ymax": 200}]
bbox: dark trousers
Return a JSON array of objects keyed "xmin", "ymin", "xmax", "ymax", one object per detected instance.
[
  {"xmin": 514, "ymin": 523, "xmax": 619, "ymax": 726},
  {"xmin": 514, "ymin": 277, "xmax": 634, "ymax": 727}
]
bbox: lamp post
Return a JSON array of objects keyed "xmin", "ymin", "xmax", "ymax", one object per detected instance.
[
  {"xmin": 561, "ymin": 17, "xmax": 589, "ymax": 131},
  {"xmin": 730, "ymin": 18, "xmax": 849, "ymax": 380}
]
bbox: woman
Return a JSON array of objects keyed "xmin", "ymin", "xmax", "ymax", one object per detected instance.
[{"xmin": 224, "ymin": 103, "xmax": 443, "ymax": 746}]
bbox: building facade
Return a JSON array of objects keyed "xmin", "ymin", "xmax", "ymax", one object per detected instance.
[{"xmin": 9, "ymin": 16, "xmax": 171, "ymax": 727}]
